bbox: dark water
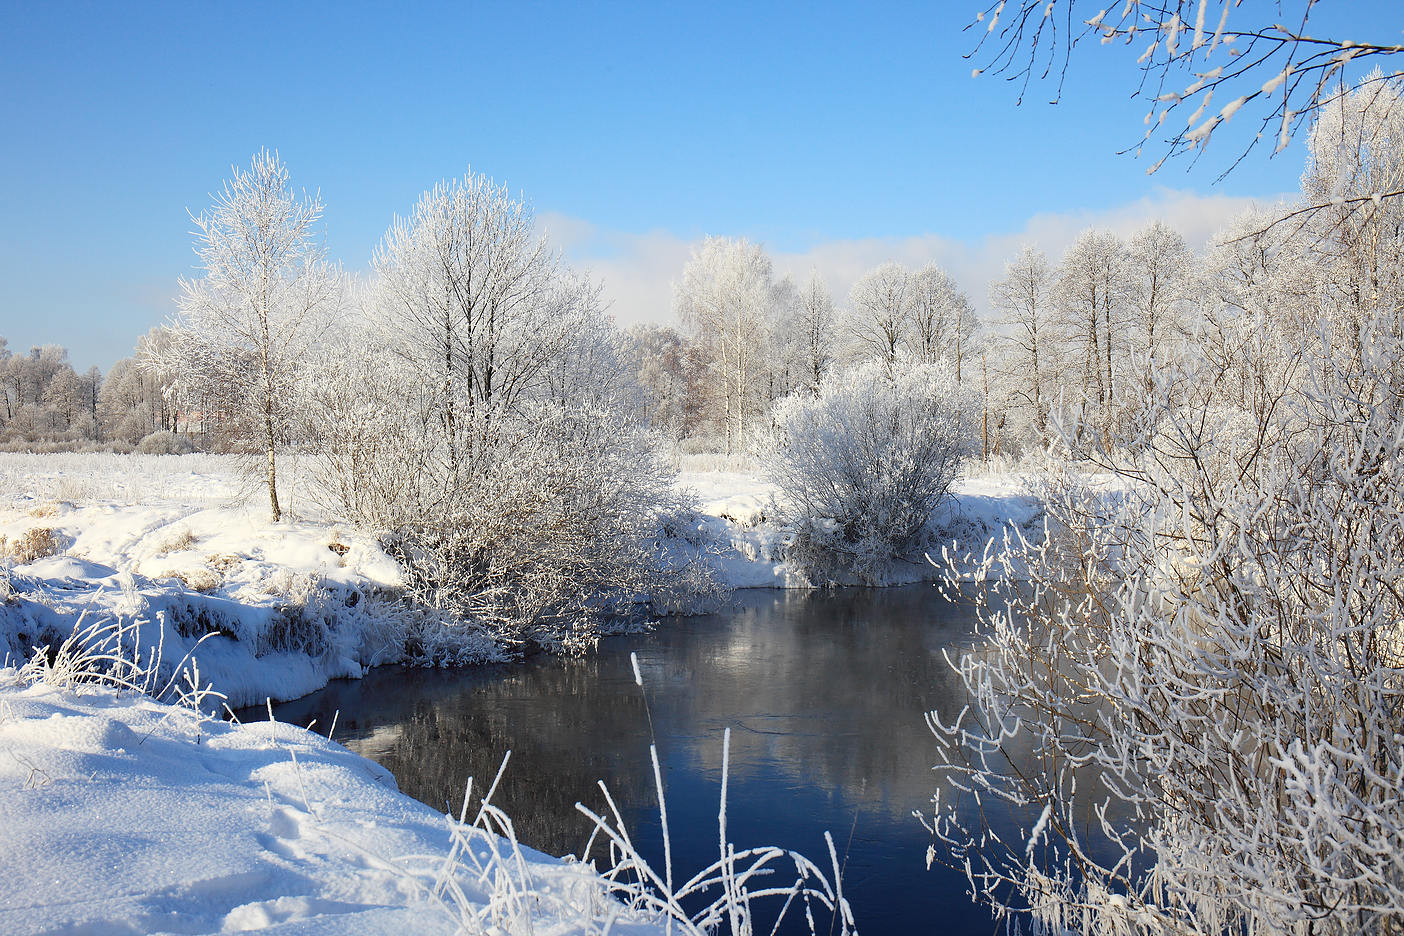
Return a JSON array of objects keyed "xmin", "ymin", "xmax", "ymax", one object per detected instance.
[{"xmin": 251, "ymin": 585, "xmax": 1008, "ymax": 935}]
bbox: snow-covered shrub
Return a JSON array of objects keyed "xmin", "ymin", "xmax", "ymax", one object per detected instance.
[
  {"xmin": 171, "ymin": 567, "xmax": 221, "ymax": 593},
  {"xmin": 159, "ymin": 151, "xmax": 340, "ymax": 523},
  {"xmin": 926, "ymin": 310, "xmax": 1404, "ymax": 934},
  {"xmin": 764, "ymin": 360, "xmax": 977, "ymax": 583},
  {"xmin": 384, "ymin": 401, "xmax": 717, "ymax": 654},
  {"xmin": 302, "ymin": 339, "xmax": 437, "ymax": 530},
  {"xmin": 134, "ymin": 430, "xmax": 197, "ymax": 456},
  {"xmin": 152, "ymin": 527, "xmax": 197, "ymax": 555},
  {"xmin": 308, "ymin": 350, "xmax": 718, "ymax": 654}
]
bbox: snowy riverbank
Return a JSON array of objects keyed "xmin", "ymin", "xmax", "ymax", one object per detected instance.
[
  {"xmin": 681, "ymin": 467, "xmax": 1043, "ymax": 587},
  {"xmin": 0, "ymin": 673, "xmax": 680, "ymax": 936},
  {"xmin": 0, "ymin": 453, "xmax": 1043, "ymax": 708}
]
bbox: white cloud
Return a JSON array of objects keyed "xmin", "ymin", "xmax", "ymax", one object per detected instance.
[{"xmin": 542, "ymin": 188, "xmax": 1289, "ymax": 331}]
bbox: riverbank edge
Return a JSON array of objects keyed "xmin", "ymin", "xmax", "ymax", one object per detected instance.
[{"xmin": 0, "ymin": 474, "xmax": 1041, "ymax": 710}]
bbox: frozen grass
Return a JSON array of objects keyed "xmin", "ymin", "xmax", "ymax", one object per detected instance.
[
  {"xmin": 573, "ymin": 729, "xmax": 856, "ymax": 935},
  {"xmin": 0, "ymin": 526, "xmax": 64, "ymax": 563},
  {"xmin": 12, "ymin": 609, "xmax": 226, "ymax": 717},
  {"xmin": 673, "ymin": 450, "xmax": 761, "ymax": 475}
]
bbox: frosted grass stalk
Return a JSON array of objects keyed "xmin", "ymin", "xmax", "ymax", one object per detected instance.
[{"xmin": 651, "ymin": 742, "xmax": 673, "ymax": 933}]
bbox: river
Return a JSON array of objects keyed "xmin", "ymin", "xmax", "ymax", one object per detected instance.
[{"xmin": 252, "ymin": 584, "xmax": 1005, "ymax": 935}]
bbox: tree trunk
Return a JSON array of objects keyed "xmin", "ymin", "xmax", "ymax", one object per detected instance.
[
  {"xmin": 981, "ymin": 352, "xmax": 990, "ymax": 462},
  {"xmin": 266, "ymin": 432, "xmax": 281, "ymax": 523}
]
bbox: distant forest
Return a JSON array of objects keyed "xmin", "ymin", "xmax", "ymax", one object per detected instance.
[{"xmin": 0, "ymin": 330, "xmax": 191, "ymax": 453}]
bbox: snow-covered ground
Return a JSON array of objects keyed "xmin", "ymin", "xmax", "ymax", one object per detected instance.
[
  {"xmin": 0, "ymin": 491, "xmax": 438, "ymax": 711},
  {"xmin": 0, "ymin": 672, "xmax": 681, "ymax": 936}
]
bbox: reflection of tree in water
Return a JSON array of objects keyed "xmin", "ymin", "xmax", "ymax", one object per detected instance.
[
  {"xmin": 257, "ymin": 586, "xmax": 986, "ymax": 837},
  {"xmin": 253, "ymin": 658, "xmax": 660, "ymax": 858},
  {"xmin": 642, "ymin": 586, "xmax": 982, "ymax": 825}
]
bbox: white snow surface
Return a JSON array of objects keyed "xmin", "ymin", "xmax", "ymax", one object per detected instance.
[{"xmin": 0, "ymin": 676, "xmax": 659, "ymax": 936}]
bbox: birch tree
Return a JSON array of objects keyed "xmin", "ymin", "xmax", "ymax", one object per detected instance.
[
  {"xmin": 169, "ymin": 150, "xmax": 338, "ymax": 521},
  {"xmin": 371, "ymin": 173, "xmax": 593, "ymax": 485},
  {"xmin": 989, "ymin": 245, "xmax": 1056, "ymax": 444},
  {"xmin": 794, "ymin": 272, "xmax": 836, "ymax": 395},
  {"xmin": 626, "ymin": 323, "xmax": 698, "ymax": 442},
  {"xmin": 674, "ymin": 236, "xmax": 776, "ymax": 453},
  {"xmin": 1054, "ymin": 230, "xmax": 1126, "ymax": 422},
  {"xmin": 1125, "ymin": 221, "xmax": 1193, "ymax": 395}
]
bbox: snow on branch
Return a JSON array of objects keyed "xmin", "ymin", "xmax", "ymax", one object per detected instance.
[{"xmin": 967, "ymin": 1, "xmax": 1404, "ymax": 180}]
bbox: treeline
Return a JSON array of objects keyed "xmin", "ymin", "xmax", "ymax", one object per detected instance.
[
  {"xmin": 0, "ymin": 334, "xmax": 193, "ymax": 452},
  {"xmin": 640, "ymin": 220, "xmax": 1196, "ymax": 462},
  {"xmin": 26, "ymin": 78, "xmax": 1400, "ymax": 486}
]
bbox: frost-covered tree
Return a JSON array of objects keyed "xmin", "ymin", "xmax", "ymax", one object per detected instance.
[
  {"xmin": 989, "ymin": 245, "xmax": 1057, "ymax": 445},
  {"xmin": 927, "ymin": 86, "xmax": 1404, "ymax": 935},
  {"xmin": 1124, "ymin": 221, "xmax": 1194, "ymax": 396},
  {"xmin": 0, "ymin": 344, "xmax": 97, "ymax": 443},
  {"xmin": 302, "ymin": 307, "xmax": 441, "ymax": 530},
  {"xmin": 907, "ymin": 263, "xmax": 978, "ymax": 379},
  {"xmin": 625, "ymin": 323, "xmax": 700, "ymax": 443},
  {"xmin": 166, "ymin": 150, "xmax": 339, "ymax": 520},
  {"xmin": 98, "ymin": 356, "xmax": 159, "ymax": 444},
  {"xmin": 1204, "ymin": 209, "xmax": 1319, "ymax": 421},
  {"xmin": 764, "ymin": 360, "xmax": 977, "ymax": 584},
  {"xmin": 309, "ymin": 175, "xmax": 712, "ymax": 653},
  {"xmin": 674, "ymin": 236, "xmax": 777, "ymax": 453},
  {"xmin": 928, "ymin": 310, "xmax": 1404, "ymax": 936},
  {"xmin": 77, "ymin": 366, "xmax": 101, "ymax": 437},
  {"xmin": 40, "ymin": 365, "xmax": 80, "ymax": 433},
  {"xmin": 372, "ymin": 172, "xmax": 594, "ymax": 484},
  {"xmin": 1054, "ymin": 229, "xmax": 1126, "ymax": 422},
  {"xmin": 845, "ymin": 262, "xmax": 910, "ymax": 368},
  {"xmin": 760, "ymin": 275, "xmax": 805, "ymax": 408},
  {"xmin": 793, "ymin": 272, "xmax": 836, "ymax": 395},
  {"xmin": 1300, "ymin": 73, "xmax": 1404, "ymax": 344}
]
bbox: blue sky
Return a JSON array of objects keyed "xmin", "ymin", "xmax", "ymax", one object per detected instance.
[{"xmin": 2, "ymin": 1, "xmax": 1399, "ymax": 370}]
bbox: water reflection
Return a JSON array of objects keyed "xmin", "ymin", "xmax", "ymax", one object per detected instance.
[{"xmin": 250, "ymin": 585, "xmax": 1003, "ymax": 935}]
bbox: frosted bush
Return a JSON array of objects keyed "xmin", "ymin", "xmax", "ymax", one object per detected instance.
[
  {"xmin": 383, "ymin": 401, "xmax": 719, "ymax": 654},
  {"xmin": 926, "ymin": 311, "xmax": 1404, "ymax": 935},
  {"xmin": 300, "ymin": 171, "xmax": 722, "ymax": 653},
  {"xmin": 134, "ymin": 430, "xmax": 198, "ymax": 456},
  {"xmin": 763, "ymin": 360, "xmax": 977, "ymax": 583},
  {"xmin": 0, "ymin": 527, "xmax": 65, "ymax": 564}
]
